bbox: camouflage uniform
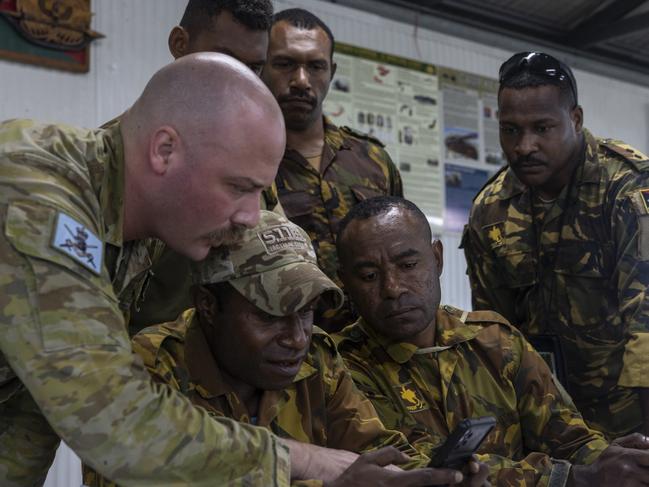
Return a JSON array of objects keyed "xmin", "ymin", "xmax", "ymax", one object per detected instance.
[
  {"xmin": 276, "ymin": 117, "xmax": 403, "ymax": 332},
  {"xmin": 96, "ymin": 114, "xmax": 283, "ymax": 336},
  {"xmin": 334, "ymin": 305, "xmax": 609, "ymax": 486},
  {"xmin": 0, "ymin": 120, "xmax": 290, "ymax": 486},
  {"xmin": 85, "ymin": 210, "xmax": 424, "ymax": 487},
  {"xmin": 461, "ymin": 129, "xmax": 649, "ymax": 438}
]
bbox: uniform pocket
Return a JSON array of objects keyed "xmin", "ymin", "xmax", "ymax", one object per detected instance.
[
  {"xmin": 553, "ymin": 241, "xmax": 612, "ymax": 335},
  {"xmin": 278, "ymin": 190, "xmax": 322, "ymax": 232},
  {"xmin": 492, "ymin": 246, "xmax": 537, "ymax": 288}
]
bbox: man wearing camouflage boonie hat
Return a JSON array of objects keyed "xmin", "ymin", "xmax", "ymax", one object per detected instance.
[{"xmin": 85, "ymin": 211, "xmax": 478, "ymax": 487}]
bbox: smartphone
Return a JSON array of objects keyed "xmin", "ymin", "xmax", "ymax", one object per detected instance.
[{"xmin": 428, "ymin": 416, "xmax": 496, "ymax": 469}]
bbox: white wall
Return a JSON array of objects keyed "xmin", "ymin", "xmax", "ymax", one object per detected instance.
[{"xmin": 0, "ymin": 0, "xmax": 641, "ymax": 485}]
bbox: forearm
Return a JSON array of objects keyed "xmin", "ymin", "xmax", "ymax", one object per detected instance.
[
  {"xmin": 284, "ymin": 439, "xmax": 357, "ymax": 483},
  {"xmin": 20, "ymin": 348, "xmax": 290, "ymax": 487}
]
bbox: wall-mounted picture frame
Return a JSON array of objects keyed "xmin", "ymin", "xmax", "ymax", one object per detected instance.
[{"xmin": 0, "ymin": 0, "xmax": 102, "ymax": 73}]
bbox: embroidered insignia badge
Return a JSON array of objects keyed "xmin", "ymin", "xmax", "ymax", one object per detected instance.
[
  {"xmin": 397, "ymin": 384, "xmax": 427, "ymax": 412},
  {"xmin": 487, "ymin": 224, "xmax": 505, "ymax": 248},
  {"xmin": 52, "ymin": 212, "xmax": 103, "ymax": 274}
]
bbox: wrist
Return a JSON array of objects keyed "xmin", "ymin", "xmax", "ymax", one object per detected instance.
[{"xmin": 284, "ymin": 438, "xmax": 311, "ymax": 480}]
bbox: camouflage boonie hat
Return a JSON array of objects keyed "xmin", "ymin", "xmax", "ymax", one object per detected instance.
[{"xmin": 192, "ymin": 211, "xmax": 344, "ymax": 316}]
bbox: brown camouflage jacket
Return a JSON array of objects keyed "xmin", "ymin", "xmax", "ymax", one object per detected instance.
[
  {"xmin": 0, "ymin": 119, "xmax": 289, "ymax": 486},
  {"xmin": 334, "ymin": 305, "xmax": 609, "ymax": 486},
  {"xmin": 276, "ymin": 117, "xmax": 403, "ymax": 332},
  {"xmin": 85, "ymin": 308, "xmax": 424, "ymax": 487},
  {"xmin": 462, "ymin": 129, "xmax": 649, "ymax": 438}
]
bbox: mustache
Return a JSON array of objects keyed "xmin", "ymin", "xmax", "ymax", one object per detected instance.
[
  {"xmin": 379, "ymin": 297, "xmax": 420, "ymax": 318},
  {"xmin": 512, "ymin": 155, "xmax": 546, "ymax": 167},
  {"xmin": 203, "ymin": 224, "xmax": 247, "ymax": 246},
  {"xmin": 278, "ymin": 93, "xmax": 317, "ymax": 107}
]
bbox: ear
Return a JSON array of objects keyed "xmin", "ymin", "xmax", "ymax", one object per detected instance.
[
  {"xmin": 168, "ymin": 26, "xmax": 189, "ymax": 59},
  {"xmin": 571, "ymin": 105, "xmax": 584, "ymax": 134},
  {"xmin": 330, "ymin": 61, "xmax": 337, "ymax": 81},
  {"xmin": 194, "ymin": 285, "xmax": 220, "ymax": 324},
  {"xmin": 431, "ymin": 239, "xmax": 444, "ymax": 276},
  {"xmin": 148, "ymin": 126, "xmax": 180, "ymax": 176}
]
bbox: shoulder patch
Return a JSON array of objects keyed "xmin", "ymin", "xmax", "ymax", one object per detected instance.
[
  {"xmin": 340, "ymin": 125, "xmax": 385, "ymax": 147},
  {"xmin": 601, "ymin": 140, "xmax": 649, "ymax": 172},
  {"xmin": 51, "ymin": 211, "xmax": 103, "ymax": 275}
]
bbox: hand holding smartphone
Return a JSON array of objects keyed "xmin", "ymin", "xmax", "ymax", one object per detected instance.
[{"xmin": 428, "ymin": 417, "xmax": 496, "ymax": 470}]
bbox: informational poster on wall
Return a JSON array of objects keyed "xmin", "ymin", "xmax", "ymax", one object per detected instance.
[{"xmin": 324, "ymin": 43, "xmax": 504, "ymax": 232}]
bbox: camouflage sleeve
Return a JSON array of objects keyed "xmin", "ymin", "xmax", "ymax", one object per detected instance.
[
  {"xmin": 612, "ymin": 174, "xmax": 649, "ymax": 388},
  {"xmin": 480, "ymin": 328, "xmax": 608, "ymax": 486},
  {"xmin": 320, "ymin": 341, "xmax": 425, "ymax": 467},
  {"xmin": 461, "ymin": 212, "xmax": 517, "ymax": 319},
  {"xmin": 0, "ymin": 200, "xmax": 290, "ymax": 487}
]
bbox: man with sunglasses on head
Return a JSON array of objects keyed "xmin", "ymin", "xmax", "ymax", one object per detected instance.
[{"xmin": 462, "ymin": 51, "xmax": 649, "ymax": 440}]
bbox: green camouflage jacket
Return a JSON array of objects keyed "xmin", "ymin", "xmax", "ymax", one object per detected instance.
[
  {"xmin": 334, "ymin": 305, "xmax": 609, "ymax": 486},
  {"xmin": 85, "ymin": 309, "xmax": 424, "ymax": 487},
  {"xmin": 461, "ymin": 129, "xmax": 649, "ymax": 438},
  {"xmin": 276, "ymin": 117, "xmax": 403, "ymax": 332},
  {"xmin": 0, "ymin": 119, "xmax": 289, "ymax": 486}
]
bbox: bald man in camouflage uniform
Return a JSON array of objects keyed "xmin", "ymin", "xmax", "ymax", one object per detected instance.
[
  {"xmin": 334, "ymin": 196, "xmax": 649, "ymax": 486},
  {"xmin": 85, "ymin": 211, "xmax": 480, "ymax": 487},
  {"xmin": 125, "ymin": 0, "xmax": 284, "ymax": 335},
  {"xmin": 263, "ymin": 9, "xmax": 403, "ymax": 332},
  {"xmin": 0, "ymin": 55, "xmax": 292, "ymax": 486},
  {"xmin": 461, "ymin": 52, "xmax": 649, "ymax": 439}
]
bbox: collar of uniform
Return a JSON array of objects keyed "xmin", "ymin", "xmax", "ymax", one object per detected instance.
[
  {"xmin": 323, "ymin": 116, "xmax": 352, "ymax": 152},
  {"xmin": 98, "ymin": 120, "xmax": 126, "ymax": 247},
  {"xmin": 358, "ymin": 307, "xmax": 480, "ymax": 364},
  {"xmin": 185, "ymin": 312, "xmax": 318, "ymax": 400},
  {"xmin": 496, "ymin": 127, "xmax": 599, "ymax": 201},
  {"xmin": 580, "ymin": 128, "xmax": 603, "ymax": 185}
]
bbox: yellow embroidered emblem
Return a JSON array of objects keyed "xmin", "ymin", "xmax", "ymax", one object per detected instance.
[
  {"xmin": 487, "ymin": 225, "xmax": 504, "ymax": 248},
  {"xmin": 399, "ymin": 385, "xmax": 426, "ymax": 412}
]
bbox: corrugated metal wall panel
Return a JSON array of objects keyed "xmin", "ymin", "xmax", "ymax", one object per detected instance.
[{"xmin": 2, "ymin": 0, "xmax": 641, "ymax": 484}]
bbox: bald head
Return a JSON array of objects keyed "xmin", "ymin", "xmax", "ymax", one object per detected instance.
[
  {"xmin": 121, "ymin": 52, "xmax": 286, "ymax": 261},
  {"xmin": 125, "ymin": 52, "xmax": 282, "ymax": 146}
]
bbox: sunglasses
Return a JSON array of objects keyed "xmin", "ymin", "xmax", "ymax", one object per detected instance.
[{"xmin": 499, "ymin": 52, "xmax": 578, "ymax": 105}]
